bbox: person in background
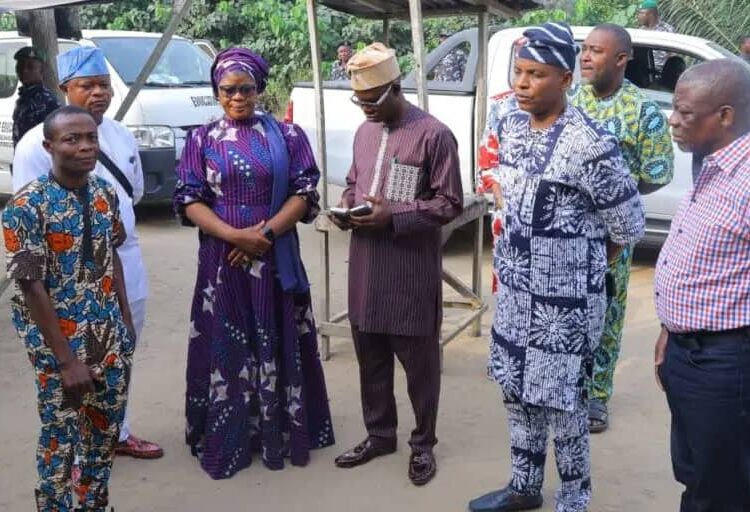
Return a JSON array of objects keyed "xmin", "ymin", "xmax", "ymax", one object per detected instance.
[
  {"xmin": 570, "ymin": 23, "xmax": 674, "ymax": 433},
  {"xmin": 3, "ymin": 105, "xmax": 134, "ymax": 512},
  {"xmin": 433, "ymin": 32, "xmax": 468, "ymax": 82},
  {"xmin": 12, "ymin": 47, "xmax": 60, "ymax": 148},
  {"xmin": 655, "ymin": 59, "xmax": 750, "ymax": 512},
  {"xmin": 636, "ymin": 0, "xmax": 674, "ymax": 71},
  {"xmin": 739, "ymin": 35, "xmax": 750, "ymax": 64},
  {"xmin": 12, "ymin": 46, "xmax": 162, "ymax": 462},
  {"xmin": 331, "ymin": 42, "xmax": 463, "ymax": 486},
  {"xmin": 174, "ymin": 47, "xmax": 334, "ymax": 479},
  {"xmin": 330, "ymin": 42, "xmax": 353, "ymax": 81},
  {"xmin": 469, "ymin": 23, "xmax": 645, "ymax": 512}
]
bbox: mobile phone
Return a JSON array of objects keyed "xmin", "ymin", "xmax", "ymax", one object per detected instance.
[
  {"xmin": 328, "ymin": 207, "xmax": 350, "ymax": 218},
  {"xmin": 349, "ymin": 204, "xmax": 372, "ymax": 217}
]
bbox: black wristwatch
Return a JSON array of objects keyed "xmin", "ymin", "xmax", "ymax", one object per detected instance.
[{"xmin": 262, "ymin": 225, "xmax": 275, "ymax": 243}]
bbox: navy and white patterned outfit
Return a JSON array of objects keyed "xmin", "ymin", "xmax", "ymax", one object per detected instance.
[{"xmin": 489, "ymin": 104, "xmax": 645, "ymax": 511}]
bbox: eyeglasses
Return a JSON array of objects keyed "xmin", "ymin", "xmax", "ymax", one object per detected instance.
[
  {"xmin": 350, "ymin": 84, "xmax": 393, "ymax": 108},
  {"xmin": 218, "ymin": 84, "xmax": 257, "ymax": 97}
]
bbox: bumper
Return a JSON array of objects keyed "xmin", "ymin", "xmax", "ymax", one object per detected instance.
[{"xmin": 140, "ymin": 147, "xmax": 177, "ymax": 203}]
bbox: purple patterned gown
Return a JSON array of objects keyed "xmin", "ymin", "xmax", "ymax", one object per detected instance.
[{"xmin": 174, "ymin": 115, "xmax": 335, "ymax": 479}]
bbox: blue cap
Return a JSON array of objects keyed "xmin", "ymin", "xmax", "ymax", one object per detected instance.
[{"xmin": 57, "ymin": 47, "xmax": 109, "ymax": 85}]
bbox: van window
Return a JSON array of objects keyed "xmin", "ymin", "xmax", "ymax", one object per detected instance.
[
  {"xmin": 0, "ymin": 41, "xmax": 78, "ymax": 99},
  {"xmin": 92, "ymin": 37, "xmax": 212, "ymax": 87}
]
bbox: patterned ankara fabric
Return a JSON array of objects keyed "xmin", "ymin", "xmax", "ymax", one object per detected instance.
[
  {"xmin": 12, "ymin": 84, "xmax": 60, "ymax": 147},
  {"xmin": 433, "ymin": 47, "xmax": 468, "ymax": 82},
  {"xmin": 174, "ymin": 115, "xmax": 334, "ymax": 479},
  {"xmin": 570, "ymin": 80, "xmax": 673, "ymax": 402},
  {"xmin": 488, "ymin": 104, "xmax": 645, "ymax": 412},
  {"xmin": 330, "ymin": 60, "xmax": 348, "ymax": 81},
  {"xmin": 655, "ymin": 131, "xmax": 750, "ymax": 333},
  {"xmin": 3, "ymin": 175, "xmax": 132, "ymax": 511},
  {"xmin": 500, "ymin": 372, "xmax": 591, "ymax": 512}
]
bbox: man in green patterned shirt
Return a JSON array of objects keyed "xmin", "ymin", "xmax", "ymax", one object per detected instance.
[{"xmin": 571, "ymin": 23, "xmax": 674, "ymax": 433}]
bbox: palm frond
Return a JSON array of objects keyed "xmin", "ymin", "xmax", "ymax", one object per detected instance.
[{"xmin": 659, "ymin": 0, "xmax": 750, "ymax": 50}]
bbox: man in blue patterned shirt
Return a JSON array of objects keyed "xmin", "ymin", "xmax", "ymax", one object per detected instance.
[
  {"xmin": 12, "ymin": 47, "xmax": 61, "ymax": 148},
  {"xmin": 469, "ymin": 23, "xmax": 645, "ymax": 512}
]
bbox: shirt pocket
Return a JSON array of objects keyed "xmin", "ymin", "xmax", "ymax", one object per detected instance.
[{"xmin": 385, "ymin": 161, "xmax": 421, "ymax": 203}]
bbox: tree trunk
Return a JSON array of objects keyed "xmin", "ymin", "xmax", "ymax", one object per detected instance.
[{"xmin": 28, "ymin": 9, "xmax": 64, "ymax": 103}]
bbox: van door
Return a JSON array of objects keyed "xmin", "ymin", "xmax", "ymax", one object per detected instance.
[{"xmin": 0, "ymin": 40, "xmax": 26, "ymax": 195}]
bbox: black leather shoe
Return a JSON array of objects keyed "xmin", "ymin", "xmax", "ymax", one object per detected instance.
[
  {"xmin": 409, "ymin": 451, "xmax": 437, "ymax": 486},
  {"xmin": 334, "ymin": 438, "xmax": 396, "ymax": 468},
  {"xmin": 468, "ymin": 486, "xmax": 543, "ymax": 512}
]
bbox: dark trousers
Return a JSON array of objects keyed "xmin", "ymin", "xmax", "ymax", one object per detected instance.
[
  {"xmin": 660, "ymin": 328, "xmax": 750, "ymax": 512},
  {"xmin": 351, "ymin": 325, "xmax": 441, "ymax": 453}
]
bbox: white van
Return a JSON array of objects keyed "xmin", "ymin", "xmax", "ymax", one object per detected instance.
[{"xmin": 0, "ymin": 29, "xmax": 223, "ymax": 201}]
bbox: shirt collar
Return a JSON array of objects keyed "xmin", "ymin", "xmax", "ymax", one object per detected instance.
[{"xmin": 704, "ymin": 131, "xmax": 750, "ymax": 174}]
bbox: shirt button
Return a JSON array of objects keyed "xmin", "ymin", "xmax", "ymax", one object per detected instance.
[
  {"xmin": 678, "ymin": 229, "xmax": 683, "ymax": 234},
  {"xmin": 656, "ymin": 292, "xmax": 660, "ymax": 297}
]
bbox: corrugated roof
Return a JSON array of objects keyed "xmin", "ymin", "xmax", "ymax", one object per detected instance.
[{"xmin": 318, "ymin": 0, "xmax": 544, "ymax": 18}]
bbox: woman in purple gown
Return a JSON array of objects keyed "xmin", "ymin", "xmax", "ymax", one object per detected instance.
[{"xmin": 174, "ymin": 48, "xmax": 334, "ymax": 479}]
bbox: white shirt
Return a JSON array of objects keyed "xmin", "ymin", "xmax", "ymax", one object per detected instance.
[{"xmin": 13, "ymin": 118, "xmax": 148, "ymax": 303}]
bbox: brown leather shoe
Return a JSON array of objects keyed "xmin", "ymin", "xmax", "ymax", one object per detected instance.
[
  {"xmin": 334, "ymin": 438, "xmax": 396, "ymax": 468},
  {"xmin": 115, "ymin": 434, "xmax": 164, "ymax": 459},
  {"xmin": 408, "ymin": 451, "xmax": 436, "ymax": 486}
]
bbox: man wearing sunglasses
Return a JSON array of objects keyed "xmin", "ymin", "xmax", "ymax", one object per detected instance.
[{"xmin": 330, "ymin": 42, "xmax": 463, "ymax": 486}]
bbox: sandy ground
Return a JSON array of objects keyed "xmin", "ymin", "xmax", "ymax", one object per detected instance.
[{"xmin": 0, "ymin": 200, "xmax": 681, "ymax": 512}]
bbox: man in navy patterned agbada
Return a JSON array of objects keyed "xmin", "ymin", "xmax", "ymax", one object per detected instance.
[{"xmin": 469, "ymin": 23, "xmax": 645, "ymax": 512}]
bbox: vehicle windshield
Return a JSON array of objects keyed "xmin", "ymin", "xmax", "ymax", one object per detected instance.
[{"xmin": 92, "ymin": 37, "xmax": 213, "ymax": 87}]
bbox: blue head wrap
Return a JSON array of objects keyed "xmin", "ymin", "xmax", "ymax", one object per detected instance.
[
  {"xmin": 518, "ymin": 22, "xmax": 578, "ymax": 72},
  {"xmin": 57, "ymin": 47, "xmax": 109, "ymax": 85}
]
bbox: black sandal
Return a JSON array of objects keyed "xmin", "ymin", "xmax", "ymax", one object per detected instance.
[{"xmin": 589, "ymin": 399, "xmax": 609, "ymax": 433}]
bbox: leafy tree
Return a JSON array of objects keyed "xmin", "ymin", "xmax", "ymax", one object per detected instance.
[{"xmin": 658, "ymin": 0, "xmax": 750, "ymax": 51}]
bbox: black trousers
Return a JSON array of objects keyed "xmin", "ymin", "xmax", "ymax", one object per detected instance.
[
  {"xmin": 660, "ymin": 328, "xmax": 750, "ymax": 512},
  {"xmin": 351, "ymin": 325, "xmax": 441, "ymax": 453}
]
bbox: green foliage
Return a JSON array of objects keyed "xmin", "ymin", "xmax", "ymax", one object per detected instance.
[
  {"xmin": 0, "ymin": 13, "xmax": 16, "ymax": 31},
  {"xmin": 506, "ymin": 0, "xmax": 640, "ymax": 28},
  {"xmin": 659, "ymin": 0, "xmax": 750, "ymax": 51}
]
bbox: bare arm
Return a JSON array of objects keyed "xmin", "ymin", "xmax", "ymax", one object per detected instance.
[
  {"xmin": 184, "ymin": 202, "xmax": 238, "ymax": 243},
  {"xmin": 265, "ymin": 195, "xmax": 307, "ymax": 236},
  {"xmin": 19, "ymin": 279, "xmax": 95, "ymax": 406}
]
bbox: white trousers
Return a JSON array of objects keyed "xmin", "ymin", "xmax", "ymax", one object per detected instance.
[{"xmin": 119, "ymin": 298, "xmax": 146, "ymax": 442}]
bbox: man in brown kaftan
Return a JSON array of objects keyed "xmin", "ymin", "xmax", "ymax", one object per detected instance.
[{"xmin": 330, "ymin": 43, "xmax": 463, "ymax": 486}]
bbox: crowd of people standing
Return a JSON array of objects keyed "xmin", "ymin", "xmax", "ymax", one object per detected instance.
[{"xmin": 4, "ymin": 1, "xmax": 750, "ymax": 510}]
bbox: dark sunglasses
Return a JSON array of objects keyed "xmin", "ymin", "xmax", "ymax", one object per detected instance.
[
  {"xmin": 350, "ymin": 83, "xmax": 393, "ymax": 108},
  {"xmin": 218, "ymin": 84, "xmax": 257, "ymax": 97}
]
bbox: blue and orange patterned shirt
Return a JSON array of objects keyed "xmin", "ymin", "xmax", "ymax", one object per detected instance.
[{"xmin": 3, "ymin": 174, "xmax": 132, "ymax": 363}]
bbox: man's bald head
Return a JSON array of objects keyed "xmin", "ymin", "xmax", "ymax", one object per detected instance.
[
  {"xmin": 670, "ymin": 59, "xmax": 750, "ymax": 155},
  {"xmin": 679, "ymin": 59, "xmax": 750, "ymax": 119},
  {"xmin": 592, "ymin": 24, "xmax": 632, "ymax": 56}
]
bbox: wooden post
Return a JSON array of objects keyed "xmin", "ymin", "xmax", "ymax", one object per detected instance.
[
  {"xmin": 114, "ymin": 0, "xmax": 193, "ymax": 121},
  {"xmin": 28, "ymin": 9, "xmax": 63, "ymax": 103},
  {"xmin": 305, "ymin": 0, "xmax": 332, "ymax": 360},
  {"xmin": 474, "ymin": 10, "xmax": 489, "ymax": 157},
  {"xmin": 407, "ymin": 0, "xmax": 428, "ymax": 111},
  {"xmin": 382, "ymin": 18, "xmax": 390, "ymax": 46}
]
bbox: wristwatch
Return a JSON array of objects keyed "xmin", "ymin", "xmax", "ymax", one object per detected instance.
[{"xmin": 262, "ymin": 225, "xmax": 275, "ymax": 243}]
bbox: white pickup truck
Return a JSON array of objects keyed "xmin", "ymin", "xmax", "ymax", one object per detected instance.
[{"xmin": 290, "ymin": 26, "xmax": 737, "ymax": 244}]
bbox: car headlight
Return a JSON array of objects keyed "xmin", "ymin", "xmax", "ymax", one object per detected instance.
[{"xmin": 128, "ymin": 125, "xmax": 175, "ymax": 149}]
